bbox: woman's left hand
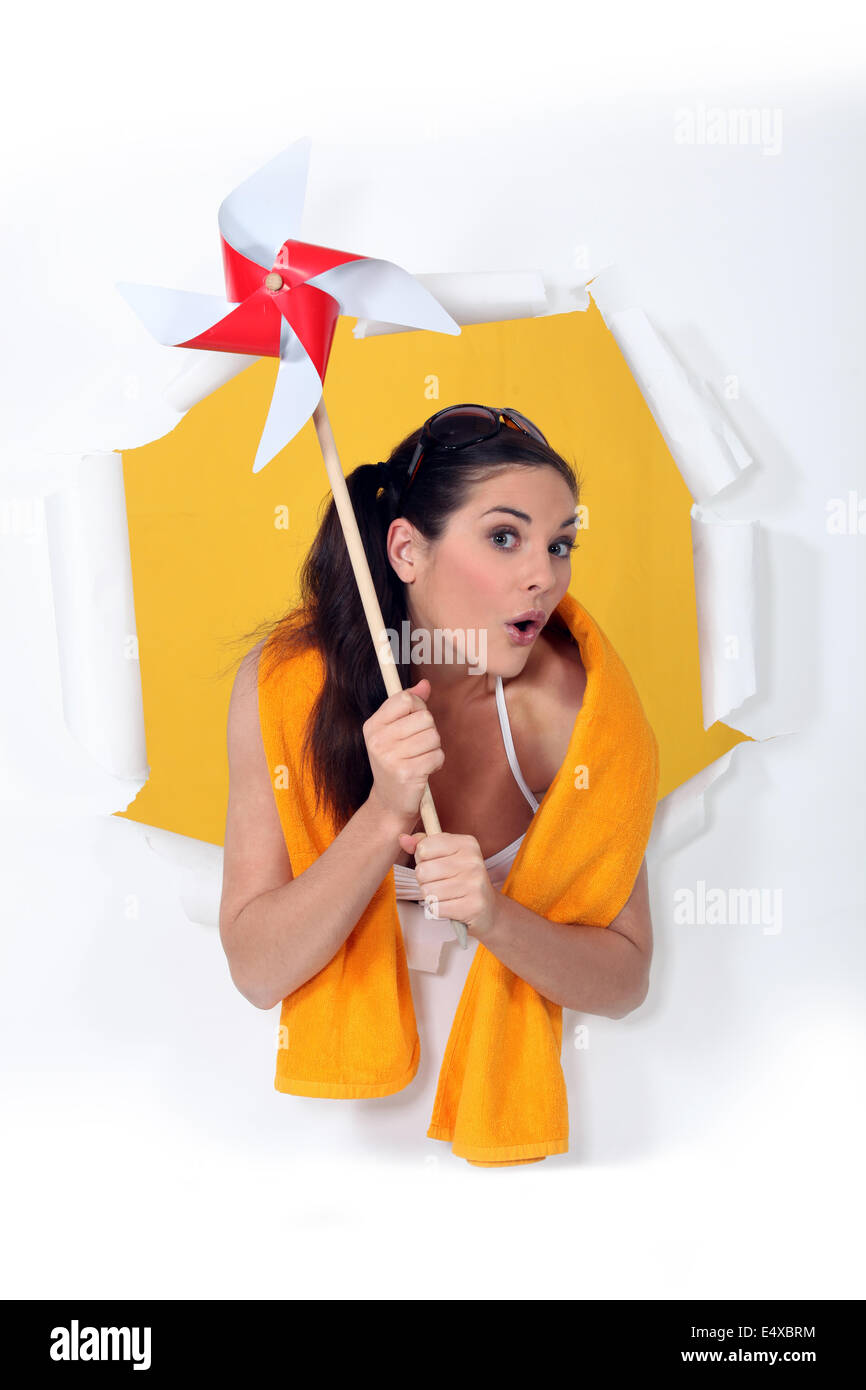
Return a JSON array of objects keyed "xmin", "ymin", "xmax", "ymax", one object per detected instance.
[{"xmin": 398, "ymin": 831, "xmax": 499, "ymax": 939}]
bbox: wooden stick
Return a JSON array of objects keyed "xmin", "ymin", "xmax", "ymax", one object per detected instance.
[{"xmin": 311, "ymin": 395, "xmax": 469, "ymax": 950}]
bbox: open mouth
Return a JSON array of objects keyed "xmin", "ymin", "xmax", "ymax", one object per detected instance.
[{"xmin": 504, "ymin": 610, "xmax": 546, "ymax": 642}]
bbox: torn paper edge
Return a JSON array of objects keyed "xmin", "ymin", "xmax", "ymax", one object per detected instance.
[
  {"xmin": 588, "ymin": 264, "xmax": 754, "ymax": 503},
  {"xmin": 588, "ymin": 264, "xmax": 758, "ymax": 733},
  {"xmin": 0, "ymin": 448, "xmax": 150, "ymax": 809},
  {"xmin": 690, "ymin": 504, "xmax": 758, "ymax": 729},
  {"xmin": 42, "ymin": 451, "xmax": 149, "ymax": 783},
  {"xmin": 141, "ymin": 824, "xmax": 224, "ymax": 927},
  {"xmin": 647, "ymin": 747, "xmax": 737, "ymax": 864}
]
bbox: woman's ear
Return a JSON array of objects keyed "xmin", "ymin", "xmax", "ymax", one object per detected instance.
[{"xmin": 385, "ymin": 517, "xmax": 419, "ymax": 583}]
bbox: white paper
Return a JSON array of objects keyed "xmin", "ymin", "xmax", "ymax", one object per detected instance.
[
  {"xmin": 43, "ymin": 452, "xmax": 148, "ymax": 780},
  {"xmin": 0, "ymin": 447, "xmax": 148, "ymax": 815},
  {"xmin": 11, "ymin": 342, "xmax": 196, "ymax": 459},
  {"xmin": 647, "ymin": 748, "xmax": 737, "ymax": 861},
  {"xmin": 164, "ymin": 351, "xmax": 258, "ymax": 414},
  {"xmin": 589, "ymin": 265, "xmax": 753, "ymax": 502},
  {"xmin": 142, "ymin": 825, "xmax": 224, "ymax": 927},
  {"xmin": 690, "ymin": 504, "xmax": 758, "ymax": 728}
]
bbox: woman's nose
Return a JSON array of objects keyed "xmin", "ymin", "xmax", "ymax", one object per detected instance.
[{"xmin": 521, "ymin": 548, "xmax": 557, "ymax": 593}]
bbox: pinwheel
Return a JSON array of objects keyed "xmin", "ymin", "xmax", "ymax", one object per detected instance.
[{"xmin": 116, "ymin": 138, "xmax": 469, "ymax": 947}]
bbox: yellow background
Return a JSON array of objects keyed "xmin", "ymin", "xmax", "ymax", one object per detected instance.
[{"xmin": 118, "ymin": 302, "xmax": 751, "ymax": 846}]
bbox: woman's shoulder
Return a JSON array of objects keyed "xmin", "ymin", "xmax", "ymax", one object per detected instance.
[
  {"xmin": 229, "ymin": 639, "xmax": 268, "ymax": 701},
  {"xmin": 228, "ymin": 636, "xmax": 320, "ymax": 753},
  {"xmin": 226, "ymin": 641, "xmax": 269, "ymax": 772}
]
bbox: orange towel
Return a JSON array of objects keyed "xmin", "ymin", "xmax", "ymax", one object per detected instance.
[{"xmin": 257, "ymin": 590, "xmax": 660, "ymax": 1166}]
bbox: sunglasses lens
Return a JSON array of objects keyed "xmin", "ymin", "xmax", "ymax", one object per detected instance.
[
  {"xmin": 504, "ymin": 408, "xmax": 548, "ymax": 444},
  {"xmin": 429, "ymin": 405, "xmax": 498, "ymax": 448}
]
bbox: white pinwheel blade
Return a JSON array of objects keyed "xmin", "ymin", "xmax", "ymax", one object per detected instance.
[
  {"xmin": 252, "ymin": 319, "xmax": 324, "ymax": 474},
  {"xmin": 306, "ymin": 258, "xmax": 461, "ymax": 337},
  {"xmin": 218, "ymin": 137, "xmax": 311, "ymax": 270},
  {"xmin": 115, "ymin": 282, "xmax": 235, "ymax": 348}
]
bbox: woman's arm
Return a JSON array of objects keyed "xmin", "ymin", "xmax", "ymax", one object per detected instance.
[
  {"xmin": 479, "ymin": 857, "xmax": 653, "ymax": 1017},
  {"xmin": 218, "ymin": 644, "xmax": 417, "ymax": 1011}
]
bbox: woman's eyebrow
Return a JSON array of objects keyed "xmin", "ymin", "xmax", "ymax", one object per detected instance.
[{"xmin": 479, "ymin": 505, "xmax": 578, "ymax": 528}]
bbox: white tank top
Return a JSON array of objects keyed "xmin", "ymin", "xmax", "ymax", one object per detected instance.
[{"xmin": 392, "ymin": 675, "xmax": 542, "ymax": 973}]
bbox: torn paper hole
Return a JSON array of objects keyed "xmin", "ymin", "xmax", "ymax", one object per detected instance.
[{"xmin": 20, "ymin": 262, "xmax": 765, "ymax": 916}]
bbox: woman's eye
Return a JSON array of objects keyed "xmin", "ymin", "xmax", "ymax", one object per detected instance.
[{"xmin": 490, "ymin": 527, "xmax": 577, "ymax": 557}]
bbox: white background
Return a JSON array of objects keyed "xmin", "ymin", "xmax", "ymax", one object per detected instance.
[{"xmin": 1, "ymin": 0, "xmax": 864, "ymax": 1300}]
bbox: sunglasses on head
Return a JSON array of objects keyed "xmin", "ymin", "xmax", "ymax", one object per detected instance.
[{"xmin": 399, "ymin": 404, "xmax": 549, "ymax": 500}]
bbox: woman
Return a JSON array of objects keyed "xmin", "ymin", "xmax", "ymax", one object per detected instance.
[{"xmin": 219, "ymin": 404, "xmax": 655, "ymax": 1162}]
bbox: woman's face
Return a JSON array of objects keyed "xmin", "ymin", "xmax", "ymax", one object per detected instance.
[{"xmin": 388, "ymin": 465, "xmax": 579, "ymax": 677}]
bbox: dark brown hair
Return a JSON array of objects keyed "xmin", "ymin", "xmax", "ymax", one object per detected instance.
[{"xmin": 224, "ymin": 412, "xmax": 581, "ymax": 831}]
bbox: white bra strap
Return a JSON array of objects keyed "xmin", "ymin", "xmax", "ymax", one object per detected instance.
[{"xmin": 495, "ymin": 676, "xmax": 540, "ymax": 813}]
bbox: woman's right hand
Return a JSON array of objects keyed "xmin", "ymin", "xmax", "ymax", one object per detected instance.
[{"xmin": 363, "ymin": 678, "xmax": 444, "ymax": 823}]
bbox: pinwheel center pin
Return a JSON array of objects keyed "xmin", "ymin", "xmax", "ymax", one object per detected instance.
[{"xmin": 264, "ymin": 272, "xmax": 284, "ymax": 291}]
